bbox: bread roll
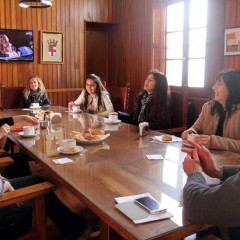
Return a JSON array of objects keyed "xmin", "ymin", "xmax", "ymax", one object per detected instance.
[{"xmin": 162, "ymin": 135, "xmax": 172, "ymax": 141}]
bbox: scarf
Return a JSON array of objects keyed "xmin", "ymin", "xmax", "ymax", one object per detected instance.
[{"xmin": 138, "ymin": 93, "xmax": 152, "ymax": 123}]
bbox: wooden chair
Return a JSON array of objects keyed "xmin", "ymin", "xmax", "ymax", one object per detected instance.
[
  {"xmin": 1, "ymin": 87, "xmax": 24, "ymax": 110},
  {"xmin": 105, "ymin": 86, "xmax": 130, "ymax": 112},
  {"xmin": 0, "ymin": 157, "xmax": 55, "ymax": 240},
  {"xmin": 159, "ymin": 91, "xmax": 188, "ymax": 136}
]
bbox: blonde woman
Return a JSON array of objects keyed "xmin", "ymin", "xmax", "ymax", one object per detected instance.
[{"xmin": 19, "ymin": 75, "xmax": 51, "ymax": 109}]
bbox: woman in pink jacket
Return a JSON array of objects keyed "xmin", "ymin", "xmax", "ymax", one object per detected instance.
[{"xmin": 182, "ymin": 69, "xmax": 240, "ymax": 154}]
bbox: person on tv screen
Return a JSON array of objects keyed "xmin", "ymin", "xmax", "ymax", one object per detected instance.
[
  {"xmin": 19, "ymin": 75, "xmax": 51, "ymax": 109},
  {"xmin": 0, "ymin": 34, "xmax": 21, "ymax": 58}
]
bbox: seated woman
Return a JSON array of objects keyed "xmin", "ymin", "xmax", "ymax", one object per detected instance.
[
  {"xmin": 18, "ymin": 75, "xmax": 51, "ymax": 109},
  {"xmin": 182, "ymin": 69, "xmax": 240, "ymax": 154},
  {"xmin": 68, "ymin": 74, "xmax": 114, "ymax": 118},
  {"xmin": 118, "ymin": 70, "xmax": 171, "ymax": 130}
]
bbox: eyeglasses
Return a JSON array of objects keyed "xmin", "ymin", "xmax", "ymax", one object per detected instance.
[{"xmin": 86, "ymin": 83, "xmax": 96, "ymax": 87}]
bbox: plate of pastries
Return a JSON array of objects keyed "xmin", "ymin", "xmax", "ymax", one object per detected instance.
[
  {"xmin": 35, "ymin": 110, "xmax": 53, "ymax": 120},
  {"xmin": 70, "ymin": 128, "xmax": 110, "ymax": 144}
]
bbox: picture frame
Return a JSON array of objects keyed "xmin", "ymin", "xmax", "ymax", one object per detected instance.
[
  {"xmin": 224, "ymin": 27, "xmax": 240, "ymax": 56},
  {"xmin": 40, "ymin": 30, "xmax": 63, "ymax": 64}
]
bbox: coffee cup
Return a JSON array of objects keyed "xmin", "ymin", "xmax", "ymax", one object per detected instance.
[
  {"xmin": 32, "ymin": 103, "xmax": 40, "ymax": 108},
  {"xmin": 72, "ymin": 105, "xmax": 80, "ymax": 112},
  {"xmin": 109, "ymin": 112, "xmax": 118, "ymax": 121},
  {"xmin": 39, "ymin": 120, "xmax": 49, "ymax": 129},
  {"xmin": 23, "ymin": 126, "xmax": 35, "ymax": 136},
  {"xmin": 61, "ymin": 139, "xmax": 76, "ymax": 151},
  {"xmin": 187, "ymin": 133, "xmax": 199, "ymax": 141}
]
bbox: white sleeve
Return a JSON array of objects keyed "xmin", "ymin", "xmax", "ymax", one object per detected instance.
[{"xmin": 74, "ymin": 90, "xmax": 85, "ymax": 105}]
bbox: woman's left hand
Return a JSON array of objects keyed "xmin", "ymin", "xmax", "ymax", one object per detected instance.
[{"xmin": 193, "ymin": 135, "xmax": 211, "ymax": 148}]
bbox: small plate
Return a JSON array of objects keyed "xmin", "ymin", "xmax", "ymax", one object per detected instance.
[
  {"xmin": 30, "ymin": 106, "xmax": 41, "ymax": 110},
  {"xmin": 57, "ymin": 146, "xmax": 83, "ymax": 155},
  {"xmin": 68, "ymin": 110, "xmax": 82, "ymax": 113},
  {"xmin": 104, "ymin": 119, "xmax": 121, "ymax": 124},
  {"xmin": 19, "ymin": 132, "xmax": 39, "ymax": 138}
]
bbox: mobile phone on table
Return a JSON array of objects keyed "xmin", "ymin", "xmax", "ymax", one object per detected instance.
[{"xmin": 134, "ymin": 196, "xmax": 166, "ymax": 214}]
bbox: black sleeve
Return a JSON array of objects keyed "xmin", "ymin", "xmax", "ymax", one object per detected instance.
[
  {"xmin": 41, "ymin": 92, "xmax": 51, "ymax": 108},
  {"xmin": 0, "ymin": 117, "xmax": 14, "ymax": 127},
  {"xmin": 118, "ymin": 111, "xmax": 133, "ymax": 124}
]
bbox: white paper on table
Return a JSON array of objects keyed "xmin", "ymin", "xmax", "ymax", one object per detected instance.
[
  {"xmin": 115, "ymin": 192, "xmax": 173, "ymax": 224},
  {"xmin": 146, "ymin": 154, "xmax": 164, "ymax": 160},
  {"xmin": 152, "ymin": 135, "xmax": 182, "ymax": 143},
  {"xmin": 53, "ymin": 158, "xmax": 74, "ymax": 165}
]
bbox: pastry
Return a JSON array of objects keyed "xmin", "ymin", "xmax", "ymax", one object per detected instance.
[{"xmin": 162, "ymin": 135, "xmax": 172, "ymax": 141}]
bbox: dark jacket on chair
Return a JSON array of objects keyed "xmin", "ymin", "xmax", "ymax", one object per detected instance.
[{"xmin": 118, "ymin": 94, "xmax": 171, "ymax": 130}]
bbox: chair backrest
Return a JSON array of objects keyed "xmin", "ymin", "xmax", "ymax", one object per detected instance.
[
  {"xmin": 105, "ymin": 86, "xmax": 129, "ymax": 112},
  {"xmin": 1, "ymin": 87, "xmax": 24, "ymax": 109},
  {"xmin": 170, "ymin": 91, "xmax": 187, "ymax": 128}
]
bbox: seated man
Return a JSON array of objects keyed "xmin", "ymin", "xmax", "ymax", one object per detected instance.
[{"xmin": 182, "ymin": 140, "xmax": 240, "ymax": 240}]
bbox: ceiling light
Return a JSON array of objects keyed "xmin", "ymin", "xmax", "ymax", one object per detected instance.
[{"xmin": 19, "ymin": 0, "xmax": 52, "ymax": 8}]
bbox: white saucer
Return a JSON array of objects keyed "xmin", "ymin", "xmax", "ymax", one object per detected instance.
[
  {"xmin": 104, "ymin": 119, "xmax": 121, "ymax": 124},
  {"xmin": 57, "ymin": 146, "xmax": 83, "ymax": 154},
  {"xmin": 19, "ymin": 132, "xmax": 38, "ymax": 138},
  {"xmin": 30, "ymin": 106, "xmax": 41, "ymax": 110},
  {"xmin": 68, "ymin": 110, "xmax": 82, "ymax": 113}
]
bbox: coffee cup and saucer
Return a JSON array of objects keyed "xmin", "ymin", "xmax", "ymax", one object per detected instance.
[
  {"xmin": 69, "ymin": 105, "xmax": 82, "ymax": 113},
  {"xmin": 30, "ymin": 103, "xmax": 41, "ymax": 110},
  {"xmin": 57, "ymin": 139, "xmax": 83, "ymax": 154},
  {"xmin": 104, "ymin": 112, "xmax": 121, "ymax": 124},
  {"xmin": 19, "ymin": 126, "xmax": 38, "ymax": 138}
]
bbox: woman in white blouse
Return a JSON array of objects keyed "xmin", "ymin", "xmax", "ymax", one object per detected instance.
[{"xmin": 68, "ymin": 74, "xmax": 114, "ymax": 117}]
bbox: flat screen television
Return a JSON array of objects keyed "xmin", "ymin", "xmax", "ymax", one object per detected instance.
[{"xmin": 0, "ymin": 28, "xmax": 34, "ymax": 62}]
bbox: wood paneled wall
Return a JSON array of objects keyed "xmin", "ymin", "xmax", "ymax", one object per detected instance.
[{"xmin": 1, "ymin": 0, "xmax": 240, "ymax": 114}]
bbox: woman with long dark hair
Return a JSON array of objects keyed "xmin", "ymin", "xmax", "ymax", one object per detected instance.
[
  {"xmin": 68, "ymin": 74, "xmax": 114, "ymax": 117},
  {"xmin": 118, "ymin": 70, "xmax": 171, "ymax": 130},
  {"xmin": 182, "ymin": 69, "xmax": 240, "ymax": 153}
]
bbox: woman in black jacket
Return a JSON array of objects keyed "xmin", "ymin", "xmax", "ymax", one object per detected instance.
[
  {"xmin": 19, "ymin": 75, "xmax": 51, "ymax": 109},
  {"xmin": 118, "ymin": 70, "xmax": 171, "ymax": 130}
]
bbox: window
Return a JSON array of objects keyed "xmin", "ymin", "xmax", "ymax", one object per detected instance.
[{"xmin": 166, "ymin": 0, "xmax": 208, "ymax": 87}]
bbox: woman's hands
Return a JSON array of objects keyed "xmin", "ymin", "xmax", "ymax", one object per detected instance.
[
  {"xmin": 68, "ymin": 101, "xmax": 75, "ymax": 109},
  {"xmin": 182, "ymin": 140, "xmax": 222, "ymax": 179}
]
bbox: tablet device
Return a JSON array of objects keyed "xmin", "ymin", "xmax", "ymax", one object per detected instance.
[{"xmin": 134, "ymin": 196, "xmax": 166, "ymax": 214}]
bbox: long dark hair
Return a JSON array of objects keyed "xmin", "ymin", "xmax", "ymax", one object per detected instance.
[
  {"xmin": 141, "ymin": 70, "xmax": 171, "ymax": 120},
  {"xmin": 212, "ymin": 69, "xmax": 240, "ymax": 117},
  {"xmin": 83, "ymin": 74, "xmax": 106, "ymax": 111}
]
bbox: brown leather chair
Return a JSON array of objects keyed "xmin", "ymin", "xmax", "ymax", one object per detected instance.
[
  {"xmin": 159, "ymin": 91, "xmax": 188, "ymax": 136},
  {"xmin": 105, "ymin": 86, "xmax": 129, "ymax": 112},
  {"xmin": 1, "ymin": 87, "xmax": 24, "ymax": 110}
]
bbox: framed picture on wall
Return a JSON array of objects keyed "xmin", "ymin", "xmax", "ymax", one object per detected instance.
[
  {"xmin": 40, "ymin": 30, "xmax": 63, "ymax": 64},
  {"xmin": 224, "ymin": 27, "xmax": 240, "ymax": 55}
]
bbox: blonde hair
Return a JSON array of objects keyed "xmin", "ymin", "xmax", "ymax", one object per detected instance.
[
  {"xmin": 24, "ymin": 75, "xmax": 46, "ymax": 99},
  {"xmin": 0, "ymin": 34, "xmax": 10, "ymax": 53}
]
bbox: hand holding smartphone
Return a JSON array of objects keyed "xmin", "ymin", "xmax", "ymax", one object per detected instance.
[{"xmin": 134, "ymin": 196, "xmax": 166, "ymax": 214}]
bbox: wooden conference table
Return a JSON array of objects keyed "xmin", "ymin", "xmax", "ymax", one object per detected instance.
[{"xmin": 3, "ymin": 106, "xmax": 240, "ymax": 240}]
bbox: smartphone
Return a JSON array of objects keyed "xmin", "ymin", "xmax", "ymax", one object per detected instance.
[{"xmin": 134, "ymin": 196, "xmax": 166, "ymax": 214}]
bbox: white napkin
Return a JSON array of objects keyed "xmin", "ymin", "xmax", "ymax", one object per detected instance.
[
  {"xmin": 53, "ymin": 158, "xmax": 73, "ymax": 164},
  {"xmin": 146, "ymin": 154, "xmax": 164, "ymax": 160}
]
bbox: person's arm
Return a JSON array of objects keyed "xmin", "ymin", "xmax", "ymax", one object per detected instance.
[
  {"xmin": 0, "ymin": 117, "xmax": 14, "ymax": 127},
  {"xmin": 73, "ymin": 90, "xmax": 85, "ymax": 106},
  {"xmin": 184, "ymin": 172, "xmax": 240, "ymax": 227},
  {"xmin": 41, "ymin": 92, "xmax": 51, "ymax": 108},
  {"xmin": 147, "ymin": 109, "xmax": 172, "ymax": 130},
  {"xmin": 12, "ymin": 115, "xmax": 38, "ymax": 126}
]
